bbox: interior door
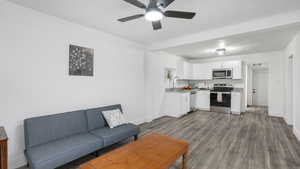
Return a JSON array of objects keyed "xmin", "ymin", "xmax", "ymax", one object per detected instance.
[{"xmin": 252, "ymin": 69, "xmax": 268, "ymax": 106}]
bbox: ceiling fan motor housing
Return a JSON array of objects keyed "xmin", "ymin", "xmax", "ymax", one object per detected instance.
[{"xmin": 146, "ymin": 2, "xmax": 162, "ymax": 12}]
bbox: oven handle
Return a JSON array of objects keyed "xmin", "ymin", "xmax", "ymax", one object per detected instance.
[{"xmin": 210, "ymin": 92, "xmax": 231, "ymax": 94}]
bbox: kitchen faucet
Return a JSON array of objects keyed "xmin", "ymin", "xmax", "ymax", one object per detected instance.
[{"xmin": 173, "ymin": 76, "xmax": 179, "ymax": 88}]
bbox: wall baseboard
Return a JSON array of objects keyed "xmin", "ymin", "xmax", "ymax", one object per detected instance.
[
  {"xmin": 131, "ymin": 118, "xmax": 149, "ymax": 125},
  {"xmin": 283, "ymin": 115, "xmax": 293, "ymax": 126},
  {"xmin": 12, "ymin": 153, "xmax": 26, "ymax": 169},
  {"xmin": 294, "ymin": 127, "xmax": 300, "ymax": 142}
]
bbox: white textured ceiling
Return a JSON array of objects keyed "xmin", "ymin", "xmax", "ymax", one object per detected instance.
[
  {"xmin": 9, "ymin": 0, "xmax": 300, "ymax": 44},
  {"xmin": 163, "ymin": 24, "xmax": 300, "ymax": 59}
]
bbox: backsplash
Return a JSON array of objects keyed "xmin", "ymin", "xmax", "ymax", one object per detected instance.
[
  {"xmin": 165, "ymin": 80, "xmax": 244, "ymax": 89},
  {"xmin": 188, "ymin": 79, "xmax": 245, "ymax": 89},
  {"xmin": 165, "ymin": 79, "xmax": 188, "ymax": 88}
]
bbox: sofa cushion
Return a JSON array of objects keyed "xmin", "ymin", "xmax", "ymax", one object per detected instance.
[
  {"xmin": 85, "ymin": 104, "xmax": 123, "ymax": 131},
  {"xmin": 90, "ymin": 123, "xmax": 139, "ymax": 147},
  {"xmin": 26, "ymin": 133, "xmax": 103, "ymax": 169},
  {"xmin": 24, "ymin": 110, "xmax": 88, "ymax": 148}
]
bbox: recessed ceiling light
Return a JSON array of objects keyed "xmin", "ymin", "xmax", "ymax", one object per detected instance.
[
  {"xmin": 218, "ymin": 41, "xmax": 226, "ymax": 48},
  {"xmin": 216, "ymin": 48, "xmax": 226, "ymax": 56}
]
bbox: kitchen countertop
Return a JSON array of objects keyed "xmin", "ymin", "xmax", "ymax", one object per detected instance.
[
  {"xmin": 232, "ymin": 88, "xmax": 243, "ymax": 93},
  {"xmin": 165, "ymin": 88, "xmax": 210, "ymax": 93},
  {"xmin": 166, "ymin": 88, "xmax": 243, "ymax": 93}
]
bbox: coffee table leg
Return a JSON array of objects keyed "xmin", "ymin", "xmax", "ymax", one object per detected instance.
[
  {"xmin": 1, "ymin": 141, "xmax": 8, "ymax": 169},
  {"xmin": 182, "ymin": 151, "xmax": 188, "ymax": 169}
]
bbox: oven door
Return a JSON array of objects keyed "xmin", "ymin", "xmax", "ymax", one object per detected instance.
[
  {"xmin": 212, "ymin": 70, "xmax": 227, "ymax": 79},
  {"xmin": 210, "ymin": 92, "xmax": 231, "ymax": 107}
]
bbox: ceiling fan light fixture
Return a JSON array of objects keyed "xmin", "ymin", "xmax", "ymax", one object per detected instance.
[
  {"xmin": 216, "ymin": 48, "xmax": 226, "ymax": 56},
  {"xmin": 145, "ymin": 10, "xmax": 163, "ymax": 21}
]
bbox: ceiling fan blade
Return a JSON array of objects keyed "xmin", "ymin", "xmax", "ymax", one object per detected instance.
[
  {"xmin": 123, "ymin": 0, "xmax": 146, "ymax": 9},
  {"xmin": 164, "ymin": 10, "xmax": 196, "ymax": 19},
  {"xmin": 152, "ymin": 21, "xmax": 162, "ymax": 30},
  {"xmin": 118, "ymin": 14, "xmax": 144, "ymax": 22},
  {"xmin": 159, "ymin": 0, "xmax": 175, "ymax": 8}
]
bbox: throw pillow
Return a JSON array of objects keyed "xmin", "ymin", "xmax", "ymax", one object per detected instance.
[{"xmin": 102, "ymin": 109, "xmax": 127, "ymax": 128}]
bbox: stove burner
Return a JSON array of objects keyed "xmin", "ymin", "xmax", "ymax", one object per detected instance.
[{"xmin": 211, "ymin": 84, "xmax": 234, "ymax": 92}]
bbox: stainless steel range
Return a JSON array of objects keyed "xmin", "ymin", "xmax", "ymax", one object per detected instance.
[{"xmin": 210, "ymin": 84, "xmax": 233, "ymax": 113}]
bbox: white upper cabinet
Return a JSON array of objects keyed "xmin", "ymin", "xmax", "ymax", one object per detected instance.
[
  {"xmin": 223, "ymin": 60, "xmax": 242, "ymax": 79},
  {"xmin": 183, "ymin": 62, "xmax": 193, "ymax": 79},
  {"xmin": 177, "ymin": 61, "xmax": 193, "ymax": 79},
  {"xmin": 193, "ymin": 63, "xmax": 212, "ymax": 80},
  {"xmin": 233, "ymin": 61, "xmax": 242, "ymax": 79},
  {"xmin": 211, "ymin": 60, "xmax": 242, "ymax": 80},
  {"xmin": 210, "ymin": 62, "xmax": 222, "ymax": 69},
  {"xmin": 177, "ymin": 60, "xmax": 242, "ymax": 80}
]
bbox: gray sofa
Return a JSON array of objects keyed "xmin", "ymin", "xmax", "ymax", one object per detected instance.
[{"xmin": 24, "ymin": 104, "xmax": 140, "ymax": 169}]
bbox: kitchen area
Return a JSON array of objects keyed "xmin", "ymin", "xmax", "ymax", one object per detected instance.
[{"xmin": 164, "ymin": 60, "xmax": 245, "ymax": 118}]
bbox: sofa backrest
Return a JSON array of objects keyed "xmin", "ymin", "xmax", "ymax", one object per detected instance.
[
  {"xmin": 24, "ymin": 110, "xmax": 88, "ymax": 149},
  {"xmin": 85, "ymin": 104, "xmax": 122, "ymax": 131}
]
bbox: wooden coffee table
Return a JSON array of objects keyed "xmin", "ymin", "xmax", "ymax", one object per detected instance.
[
  {"xmin": 80, "ymin": 133, "xmax": 189, "ymax": 169},
  {"xmin": 0, "ymin": 127, "xmax": 8, "ymax": 169}
]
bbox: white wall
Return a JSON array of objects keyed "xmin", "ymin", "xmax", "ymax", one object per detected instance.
[
  {"xmin": 190, "ymin": 51, "xmax": 285, "ymax": 117},
  {"xmin": 144, "ymin": 51, "xmax": 185, "ymax": 121},
  {"xmin": 0, "ymin": 2, "xmax": 145, "ymax": 168},
  {"xmin": 246, "ymin": 65, "xmax": 253, "ymax": 105},
  {"xmin": 285, "ymin": 31, "xmax": 300, "ymax": 140},
  {"xmin": 283, "ymin": 55, "xmax": 294, "ymax": 125}
]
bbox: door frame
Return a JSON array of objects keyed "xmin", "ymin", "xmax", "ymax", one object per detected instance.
[{"xmin": 286, "ymin": 55, "xmax": 294, "ymax": 125}]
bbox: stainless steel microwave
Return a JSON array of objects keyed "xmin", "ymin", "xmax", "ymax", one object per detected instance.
[{"xmin": 212, "ymin": 69, "xmax": 233, "ymax": 79}]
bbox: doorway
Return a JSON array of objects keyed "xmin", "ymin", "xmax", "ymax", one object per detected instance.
[{"xmin": 252, "ymin": 69, "xmax": 269, "ymax": 106}]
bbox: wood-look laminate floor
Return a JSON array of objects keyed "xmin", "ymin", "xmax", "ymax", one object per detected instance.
[
  {"xmin": 141, "ymin": 107, "xmax": 300, "ymax": 169},
  {"xmin": 19, "ymin": 107, "xmax": 300, "ymax": 169}
]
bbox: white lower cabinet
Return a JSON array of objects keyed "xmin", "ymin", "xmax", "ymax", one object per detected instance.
[
  {"xmin": 231, "ymin": 92, "xmax": 241, "ymax": 114},
  {"xmin": 195, "ymin": 90, "xmax": 210, "ymax": 111},
  {"xmin": 165, "ymin": 92, "xmax": 190, "ymax": 118},
  {"xmin": 183, "ymin": 93, "xmax": 190, "ymax": 113}
]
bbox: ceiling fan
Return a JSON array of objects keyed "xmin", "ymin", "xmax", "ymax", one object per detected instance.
[{"xmin": 117, "ymin": 0, "xmax": 196, "ymax": 30}]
